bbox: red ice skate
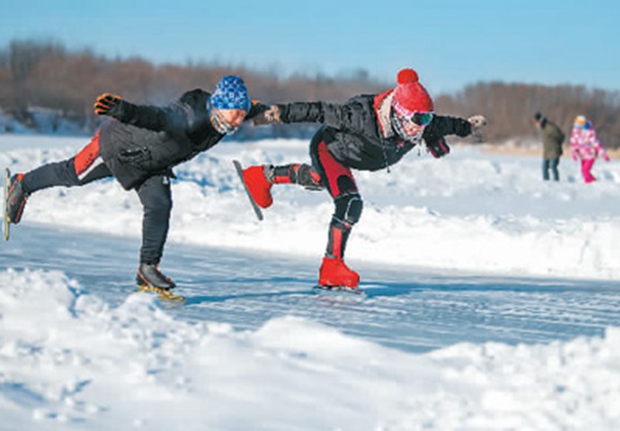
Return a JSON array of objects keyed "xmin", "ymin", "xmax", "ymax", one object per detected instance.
[
  {"xmin": 242, "ymin": 165, "xmax": 273, "ymax": 209},
  {"xmin": 318, "ymin": 257, "xmax": 360, "ymax": 289}
]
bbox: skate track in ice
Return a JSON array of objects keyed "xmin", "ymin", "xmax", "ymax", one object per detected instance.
[
  {"xmin": 5, "ymin": 223, "xmax": 620, "ymax": 353},
  {"xmin": 2, "ymin": 134, "xmax": 620, "ymax": 429}
]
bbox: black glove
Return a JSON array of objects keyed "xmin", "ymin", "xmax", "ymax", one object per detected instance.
[
  {"xmin": 252, "ymin": 105, "xmax": 281, "ymax": 126},
  {"xmin": 427, "ymin": 137, "xmax": 450, "ymax": 158},
  {"xmin": 94, "ymin": 93, "xmax": 123, "ymax": 116}
]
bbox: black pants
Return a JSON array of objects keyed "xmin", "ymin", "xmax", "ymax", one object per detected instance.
[
  {"xmin": 21, "ymin": 137, "xmax": 172, "ymax": 265},
  {"xmin": 542, "ymin": 157, "xmax": 560, "ymax": 181},
  {"xmin": 272, "ymin": 129, "xmax": 364, "ymax": 260}
]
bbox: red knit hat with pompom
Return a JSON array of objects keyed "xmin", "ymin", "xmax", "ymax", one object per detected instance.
[{"xmin": 392, "ymin": 68, "xmax": 434, "ymax": 114}]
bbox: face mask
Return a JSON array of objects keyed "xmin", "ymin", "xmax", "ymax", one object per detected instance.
[
  {"xmin": 210, "ymin": 108, "xmax": 239, "ymax": 135},
  {"xmin": 391, "ymin": 114, "xmax": 426, "ymax": 143},
  {"xmin": 207, "ymin": 97, "xmax": 240, "ymax": 135}
]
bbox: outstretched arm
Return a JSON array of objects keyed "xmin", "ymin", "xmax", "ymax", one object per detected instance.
[
  {"xmin": 422, "ymin": 114, "xmax": 487, "ymax": 158},
  {"xmin": 252, "ymin": 102, "xmax": 326, "ymax": 125},
  {"xmin": 94, "ymin": 92, "xmax": 185, "ymax": 132},
  {"xmin": 252, "ymin": 100, "xmax": 370, "ymax": 135}
]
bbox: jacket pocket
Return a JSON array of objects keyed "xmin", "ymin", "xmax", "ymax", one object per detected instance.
[{"xmin": 117, "ymin": 147, "xmax": 152, "ymax": 167}]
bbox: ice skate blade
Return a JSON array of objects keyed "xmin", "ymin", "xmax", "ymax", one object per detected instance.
[
  {"xmin": 136, "ymin": 284, "xmax": 186, "ymax": 302},
  {"xmin": 3, "ymin": 167, "xmax": 10, "ymax": 242},
  {"xmin": 313, "ymin": 284, "xmax": 366, "ymax": 296},
  {"xmin": 233, "ymin": 159, "xmax": 264, "ymax": 221}
]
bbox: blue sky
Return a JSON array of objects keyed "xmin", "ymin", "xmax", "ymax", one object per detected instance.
[{"xmin": 1, "ymin": 0, "xmax": 619, "ymax": 95}]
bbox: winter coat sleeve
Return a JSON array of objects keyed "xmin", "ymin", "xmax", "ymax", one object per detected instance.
[
  {"xmin": 422, "ymin": 115, "xmax": 472, "ymax": 157},
  {"xmin": 554, "ymin": 124, "xmax": 566, "ymax": 144},
  {"xmin": 278, "ymin": 99, "xmax": 370, "ymax": 135},
  {"xmin": 591, "ymin": 130, "xmax": 610, "ymax": 161},
  {"xmin": 105, "ymin": 89, "xmax": 205, "ymax": 134},
  {"xmin": 569, "ymin": 128, "xmax": 581, "ymax": 160}
]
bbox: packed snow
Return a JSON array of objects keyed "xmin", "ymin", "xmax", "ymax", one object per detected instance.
[{"xmin": 1, "ymin": 133, "xmax": 620, "ymax": 430}]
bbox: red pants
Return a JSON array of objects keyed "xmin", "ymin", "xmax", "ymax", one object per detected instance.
[{"xmin": 580, "ymin": 159, "xmax": 596, "ymax": 183}]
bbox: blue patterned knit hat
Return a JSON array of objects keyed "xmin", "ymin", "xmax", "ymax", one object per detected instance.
[{"xmin": 210, "ymin": 75, "xmax": 251, "ymax": 111}]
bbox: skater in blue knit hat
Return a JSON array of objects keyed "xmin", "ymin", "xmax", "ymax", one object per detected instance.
[{"xmin": 5, "ymin": 75, "xmax": 268, "ymax": 295}]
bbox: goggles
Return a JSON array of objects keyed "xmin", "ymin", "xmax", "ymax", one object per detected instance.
[
  {"xmin": 392, "ymin": 115, "xmax": 424, "ymax": 141},
  {"xmin": 410, "ymin": 111, "xmax": 434, "ymax": 126},
  {"xmin": 392, "ymin": 102, "xmax": 434, "ymax": 127}
]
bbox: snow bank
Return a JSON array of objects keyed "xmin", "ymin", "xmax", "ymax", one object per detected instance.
[
  {"xmin": 1, "ymin": 268, "xmax": 619, "ymax": 430},
  {"xmin": 2, "ymin": 135, "xmax": 619, "ymax": 280}
]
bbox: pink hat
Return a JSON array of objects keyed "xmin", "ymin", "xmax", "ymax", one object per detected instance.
[{"xmin": 392, "ymin": 68, "xmax": 434, "ymax": 115}]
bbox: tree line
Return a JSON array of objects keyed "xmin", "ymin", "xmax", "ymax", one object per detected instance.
[
  {"xmin": 1, "ymin": 39, "xmax": 619, "ymax": 148},
  {"xmin": 437, "ymin": 83, "xmax": 620, "ymax": 148}
]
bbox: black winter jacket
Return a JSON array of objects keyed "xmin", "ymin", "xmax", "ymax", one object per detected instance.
[
  {"xmin": 99, "ymin": 89, "xmax": 264, "ymax": 190},
  {"xmin": 277, "ymin": 90, "xmax": 472, "ymax": 171}
]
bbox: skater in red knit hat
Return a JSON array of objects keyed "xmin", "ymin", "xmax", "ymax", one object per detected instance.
[{"xmin": 245, "ymin": 68, "xmax": 487, "ymax": 292}]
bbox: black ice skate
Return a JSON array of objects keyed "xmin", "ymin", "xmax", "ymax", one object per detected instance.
[
  {"xmin": 4, "ymin": 169, "xmax": 30, "ymax": 241},
  {"xmin": 135, "ymin": 263, "xmax": 184, "ymax": 302},
  {"xmin": 6, "ymin": 172, "xmax": 29, "ymax": 225}
]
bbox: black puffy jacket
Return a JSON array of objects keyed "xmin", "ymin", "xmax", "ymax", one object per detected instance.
[
  {"xmin": 277, "ymin": 90, "xmax": 472, "ymax": 171},
  {"xmin": 99, "ymin": 89, "xmax": 264, "ymax": 190}
]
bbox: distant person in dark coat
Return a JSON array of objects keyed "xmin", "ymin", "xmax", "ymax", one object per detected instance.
[
  {"xmin": 534, "ymin": 112, "xmax": 565, "ymax": 181},
  {"xmin": 5, "ymin": 75, "xmax": 268, "ymax": 293}
]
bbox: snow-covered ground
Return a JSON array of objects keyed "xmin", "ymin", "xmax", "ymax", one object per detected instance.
[
  {"xmin": 3, "ymin": 134, "xmax": 620, "ymax": 280},
  {"xmin": 1, "ymin": 134, "xmax": 620, "ymax": 430}
]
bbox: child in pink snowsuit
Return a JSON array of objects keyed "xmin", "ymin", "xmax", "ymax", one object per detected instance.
[{"xmin": 570, "ymin": 115, "xmax": 609, "ymax": 183}]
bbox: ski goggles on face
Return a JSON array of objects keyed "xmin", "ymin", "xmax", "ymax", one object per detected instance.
[
  {"xmin": 392, "ymin": 102, "xmax": 434, "ymax": 127},
  {"xmin": 409, "ymin": 111, "xmax": 434, "ymax": 126}
]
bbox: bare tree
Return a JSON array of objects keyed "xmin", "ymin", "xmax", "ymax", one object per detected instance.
[{"xmin": 1, "ymin": 39, "xmax": 619, "ymax": 147}]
